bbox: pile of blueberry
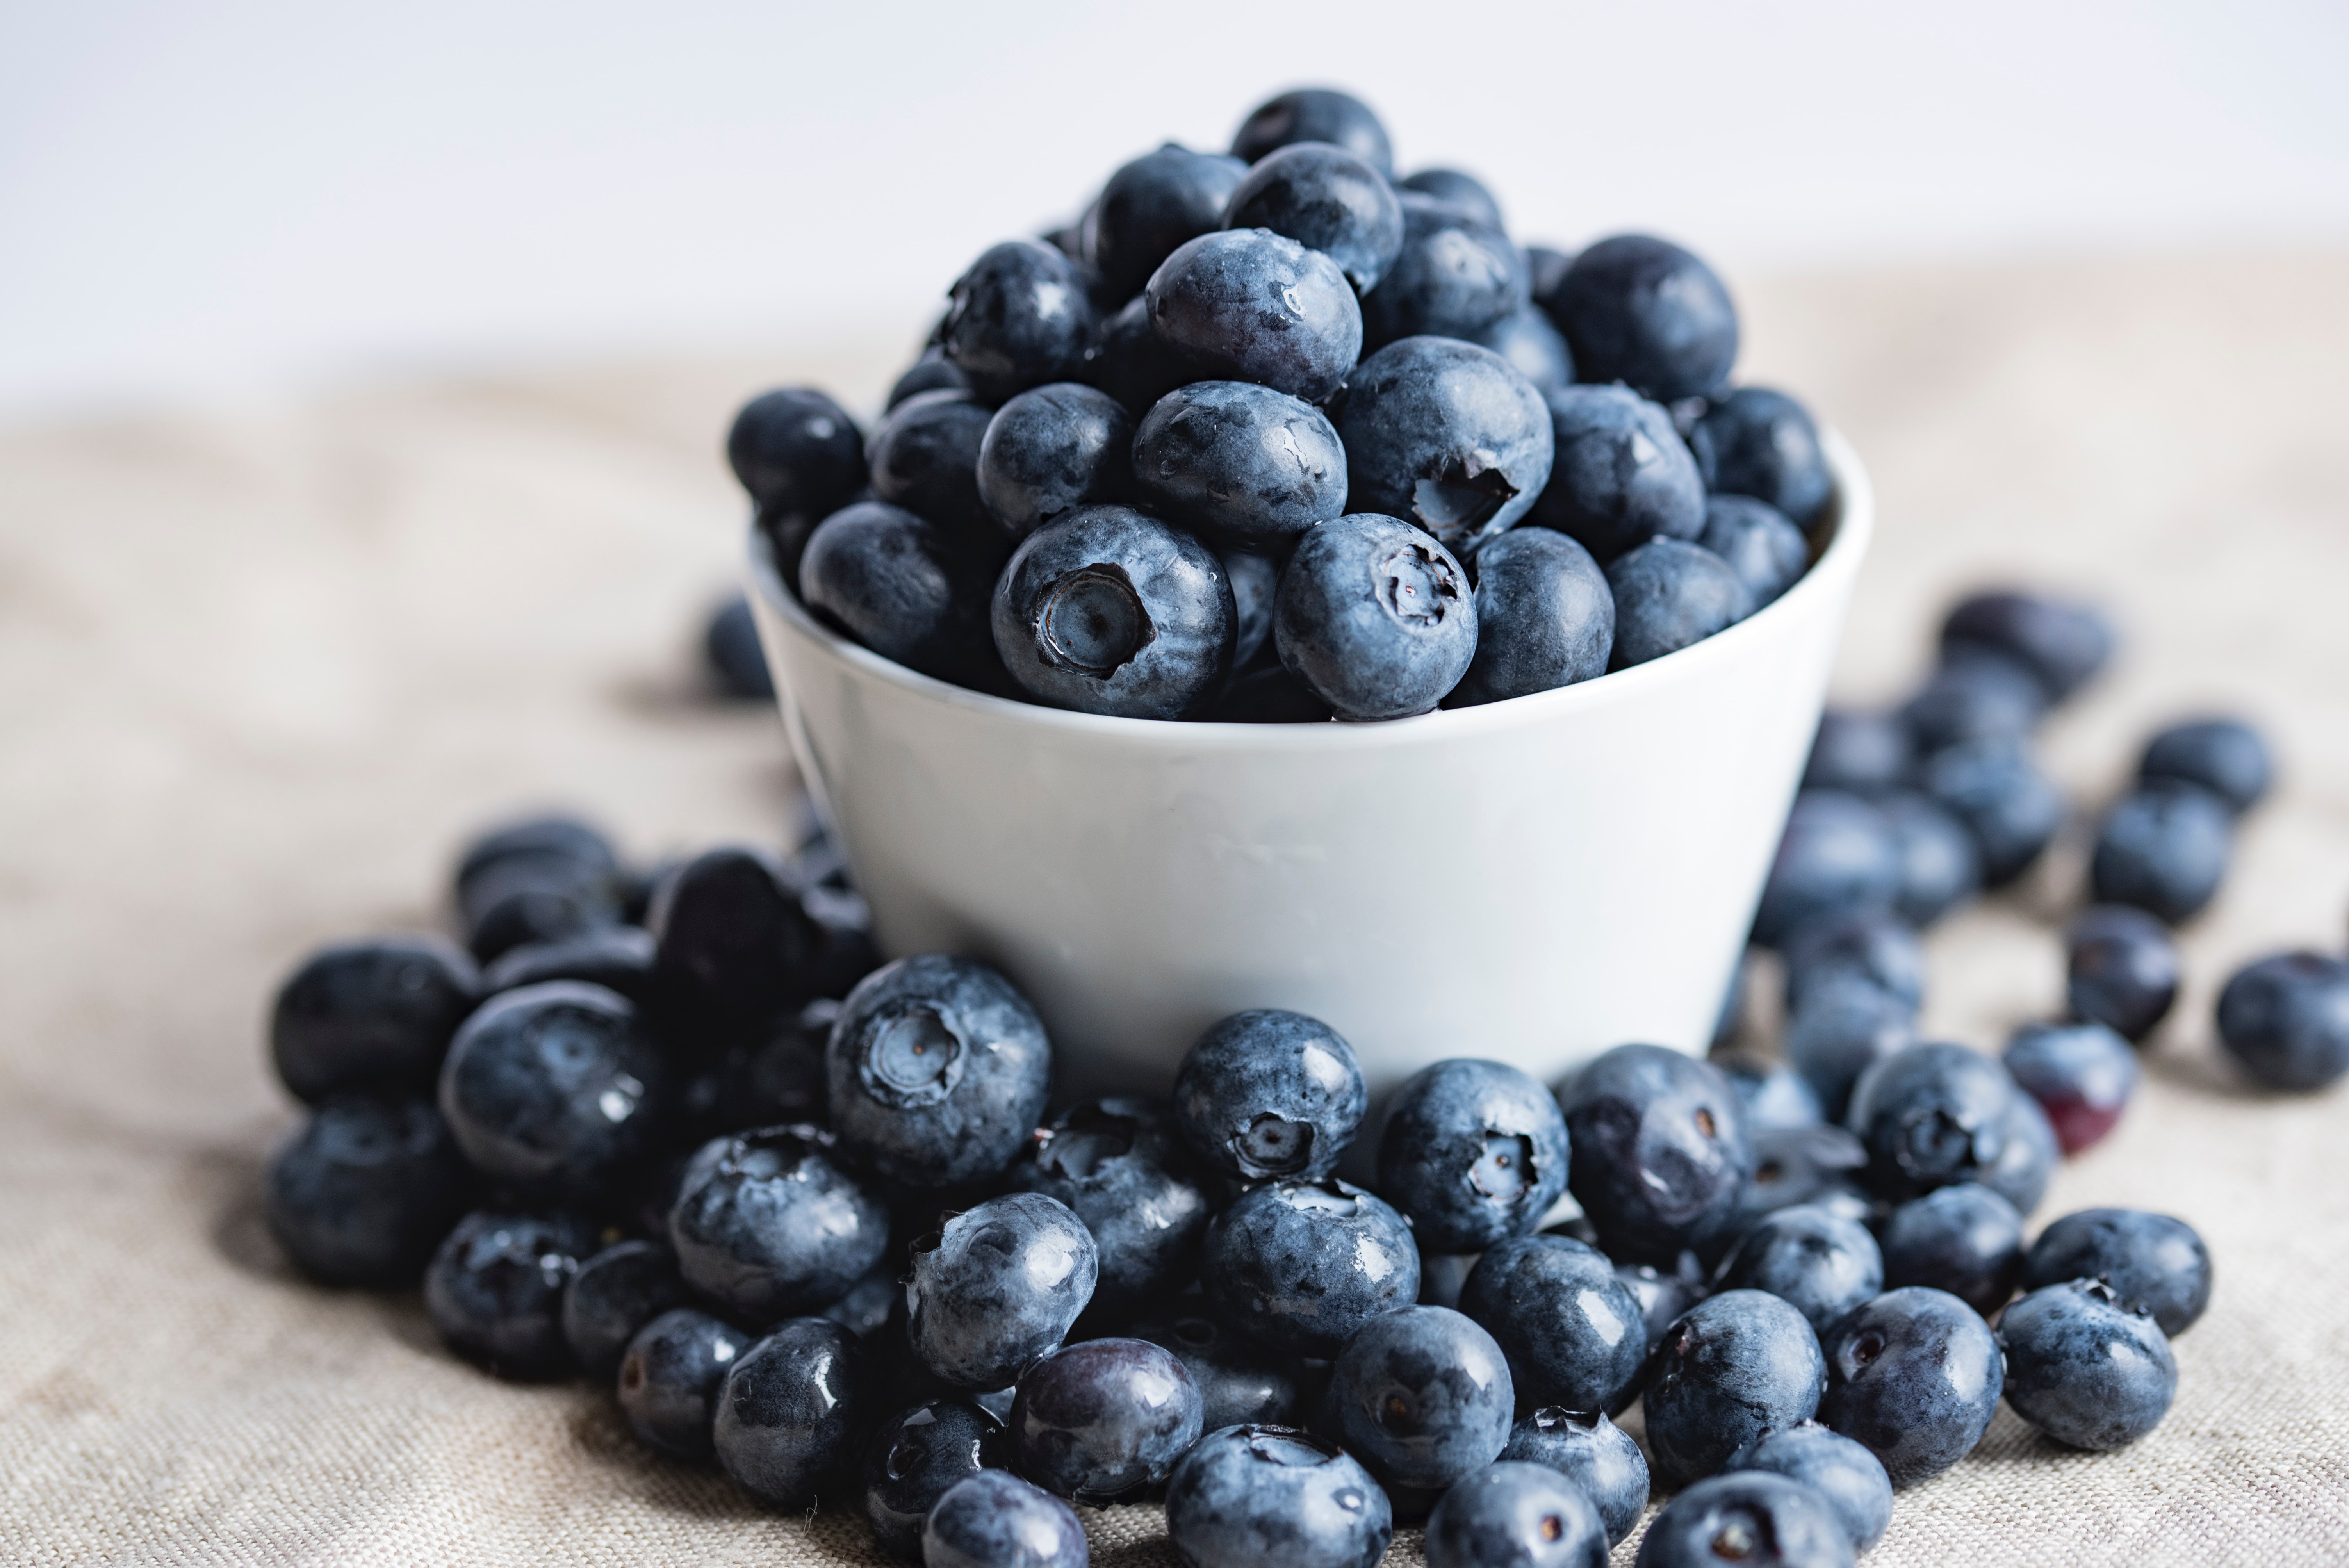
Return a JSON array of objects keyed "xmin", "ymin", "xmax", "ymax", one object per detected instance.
[{"xmin": 725, "ymin": 86, "xmax": 1836, "ymax": 723}]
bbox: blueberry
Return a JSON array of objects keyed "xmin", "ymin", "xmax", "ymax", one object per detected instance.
[
  {"xmin": 1695, "ymin": 495, "xmax": 1809, "ymax": 609},
  {"xmin": 1879, "ymin": 789, "xmax": 1984, "ymax": 927},
  {"xmin": 1328, "ymin": 337, "xmax": 1554, "ymax": 555},
  {"xmin": 1939, "ymin": 589, "xmax": 2114, "ymax": 705},
  {"xmin": 423, "ymin": 1209, "xmax": 599, "ymax": 1379},
  {"xmin": 668, "ymin": 1125, "xmax": 888, "ymax": 1322},
  {"xmin": 1631, "ymin": 1471, "xmax": 1853, "ymax": 1568},
  {"xmin": 437, "ymin": 981, "xmax": 668, "ymax": 1201},
  {"xmin": 456, "ymin": 810, "xmax": 621, "ymax": 894},
  {"xmin": 1802, "ymin": 710, "xmax": 1912, "ymax": 795},
  {"xmin": 1717, "ymin": 1057, "xmax": 1823, "ymax": 1133},
  {"xmin": 1919, "ymin": 736, "xmax": 2065, "ymax": 887},
  {"xmin": 1690, "ymin": 387, "xmax": 1834, "ymax": 534},
  {"xmin": 1231, "ymin": 87, "xmax": 1395, "ymax": 178},
  {"xmin": 1132, "ymin": 381, "xmax": 1348, "ymax": 552},
  {"xmin": 1090, "ymin": 144, "xmax": 1251, "ymax": 301},
  {"xmin": 562, "ymin": 1238, "xmax": 689, "ymax": 1380},
  {"xmin": 1878, "ymin": 1183, "xmax": 2024, "ymax": 1316},
  {"xmin": 822, "ymin": 1255, "xmax": 902, "ymax": 1340},
  {"xmin": 1900, "ymin": 650, "xmax": 2048, "ymax": 752},
  {"xmin": 1458, "ymin": 1235, "xmax": 1646, "ymax": 1416},
  {"xmin": 1611, "ymin": 1260, "xmax": 1701, "ymax": 1353},
  {"xmin": 943, "ymin": 240, "xmax": 1094, "ymax": 404},
  {"xmin": 1206, "ymin": 663, "xmax": 1334, "ymax": 723},
  {"xmin": 993, "ymin": 504, "xmax": 1237, "ymax": 719},
  {"xmin": 1498, "ymin": 1408, "xmax": 1647, "ymax": 1547},
  {"xmin": 685, "ymin": 997, "xmax": 836, "ymax": 1138},
  {"xmin": 1201, "ymin": 1179, "xmax": 1419, "ymax": 1356},
  {"xmin": 702, "ymin": 593, "xmax": 776, "ymax": 700},
  {"xmin": 1525, "ymin": 384, "xmax": 1705, "ymax": 563},
  {"xmin": 1377, "ymin": 1059, "xmax": 1572, "ymax": 1253},
  {"xmin": 1982, "ymin": 1089, "xmax": 2057, "ymax": 1219},
  {"xmin": 2002, "ymin": 1021, "xmax": 2139, "ymax": 1154},
  {"xmin": 1722, "ymin": 1421, "xmax": 1889, "ymax": 1553},
  {"xmin": 1273, "ymin": 512, "xmax": 1476, "ymax": 721},
  {"xmin": 909, "ymin": 1193, "xmax": 1100, "ymax": 1390},
  {"xmin": 270, "ymin": 935, "xmax": 482, "ymax": 1103},
  {"xmin": 1711, "ymin": 1205, "xmax": 1883, "ymax": 1337},
  {"xmin": 1557, "ymin": 1043, "xmax": 1753, "ymax": 1266},
  {"xmin": 2090, "ymin": 781, "xmax": 2235, "ymax": 925},
  {"xmin": 2215, "ymin": 951, "xmax": 2349, "ymax": 1091},
  {"xmin": 976, "ymin": 383, "xmax": 1136, "ymax": 538},
  {"xmin": 617, "ymin": 1306, "xmax": 751, "ymax": 1459},
  {"xmin": 1469, "ymin": 306, "xmax": 1575, "ymax": 398},
  {"xmin": 1999, "ymin": 1279, "xmax": 2178, "ymax": 1450},
  {"xmin": 1754, "ymin": 789, "xmax": 1902, "ymax": 949},
  {"xmin": 1845, "ymin": 1041, "xmax": 2021, "ymax": 1202},
  {"xmin": 889, "ymin": 348, "xmax": 970, "ymax": 410},
  {"xmin": 1783, "ymin": 976, "xmax": 1916, "ymax": 1123},
  {"xmin": 827, "ymin": 955, "xmax": 1054, "ymax": 1190},
  {"xmin": 861, "ymin": 1399, "xmax": 1008, "ymax": 1562},
  {"xmin": 866, "ymin": 390, "xmax": 999, "ymax": 543},
  {"xmin": 1174, "ymin": 1009, "xmax": 1366, "ymax": 1182},
  {"xmin": 1224, "ymin": 548, "xmax": 1278, "ymax": 670},
  {"xmin": 1710, "ymin": 1125, "xmax": 1873, "ymax": 1252},
  {"xmin": 1390, "ymin": 167, "xmax": 1495, "ymax": 226},
  {"xmin": 1328, "ymin": 1306, "xmax": 1514, "ymax": 1491},
  {"xmin": 1446, "ymin": 527, "xmax": 1613, "ymax": 706},
  {"xmin": 1543, "ymin": 235, "xmax": 1738, "ymax": 403},
  {"xmin": 485, "ymin": 923, "xmax": 659, "ymax": 1006},
  {"xmin": 1221, "ymin": 142, "xmax": 1404, "ymax": 295},
  {"xmin": 264, "ymin": 1093, "xmax": 467, "ymax": 1286},
  {"xmin": 798, "ymin": 500, "xmax": 998, "ymax": 684},
  {"xmin": 1422, "ymin": 1461, "xmax": 1608, "ymax": 1568},
  {"xmin": 1361, "ymin": 194, "xmax": 1527, "ymax": 348},
  {"xmin": 1146, "ymin": 230, "xmax": 1363, "ymax": 404},
  {"xmin": 1132, "ymin": 1311, "xmax": 1305, "ymax": 1432},
  {"xmin": 1081, "ymin": 295, "xmax": 1192, "ymax": 417},
  {"xmin": 1641, "ymin": 1289, "xmax": 1825, "ymax": 1486},
  {"xmin": 2138, "ymin": 716, "xmax": 2273, "ymax": 814},
  {"xmin": 2021, "ymin": 1208, "xmax": 2212, "ymax": 1336},
  {"xmin": 2065, "ymin": 905, "xmax": 2179, "ymax": 1043},
  {"xmin": 923, "ymin": 1467, "xmax": 1090, "ymax": 1568},
  {"xmin": 1164, "ymin": 1425, "xmax": 1394, "ymax": 1568},
  {"xmin": 1009, "ymin": 1098, "xmax": 1210, "ymax": 1319},
  {"xmin": 725, "ymin": 387, "xmax": 866, "ymax": 528},
  {"xmin": 713, "ymin": 1317, "xmax": 871, "ymax": 1505},
  {"xmin": 1010, "ymin": 1337, "xmax": 1203, "ymax": 1500},
  {"xmin": 1782, "ymin": 910, "xmax": 1925, "ymax": 1017},
  {"xmin": 1816, "ymin": 1286, "xmax": 2001, "ymax": 1486},
  {"xmin": 651, "ymin": 845, "xmax": 820, "ymax": 1031},
  {"xmin": 1604, "ymin": 539, "xmax": 1752, "ymax": 668}
]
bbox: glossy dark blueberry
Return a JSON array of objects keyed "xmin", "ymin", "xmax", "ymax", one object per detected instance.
[
  {"xmin": 992, "ymin": 504, "xmax": 1236, "ymax": 719},
  {"xmin": 1165, "ymin": 1425, "xmax": 1392, "ymax": 1568},
  {"xmin": 1879, "ymin": 1183, "xmax": 2023, "ymax": 1317},
  {"xmin": 1802, "ymin": 710, "xmax": 1912, "ymax": 796},
  {"xmin": 265, "ymin": 1093, "xmax": 467, "ymax": 1286},
  {"xmin": 2090, "ymin": 781, "xmax": 2235, "ymax": 925},
  {"xmin": 1604, "ymin": 539, "xmax": 1752, "ymax": 668},
  {"xmin": 1752, "ymin": 791, "xmax": 1901, "ymax": 949},
  {"xmin": 1360, "ymin": 194, "xmax": 1527, "ymax": 349},
  {"xmin": 1712, "ymin": 1205, "xmax": 1883, "ymax": 1336},
  {"xmin": 1328, "ymin": 336, "xmax": 1553, "ymax": 555},
  {"xmin": 923, "ymin": 1466, "xmax": 1090, "ymax": 1568},
  {"xmin": 1557, "ymin": 1043, "xmax": 1754, "ymax": 1266},
  {"xmin": 909, "ymin": 1193, "xmax": 1100, "ymax": 1390},
  {"xmin": 1447, "ymin": 527, "xmax": 1613, "ymax": 706},
  {"xmin": 271, "ymin": 935, "xmax": 482, "ymax": 1103},
  {"xmin": 1091, "ymin": 144, "xmax": 1250, "ymax": 301},
  {"xmin": 1611, "ymin": 1259, "xmax": 1700, "ymax": 1353},
  {"xmin": 1328, "ymin": 1306, "xmax": 1514, "ymax": 1491},
  {"xmin": 562, "ymin": 1238, "xmax": 688, "ymax": 1380},
  {"xmin": 703, "ymin": 594, "xmax": 775, "ymax": 700},
  {"xmin": 866, "ymin": 390, "xmax": 998, "ymax": 543},
  {"xmin": 1498, "ymin": 1408, "xmax": 1647, "ymax": 1547},
  {"xmin": 888, "ymin": 348, "xmax": 970, "ymax": 410},
  {"xmin": 1146, "ymin": 229, "xmax": 1363, "ymax": 404},
  {"xmin": 827, "ymin": 955, "xmax": 1054, "ymax": 1189},
  {"xmin": 651, "ymin": 844, "xmax": 820, "ymax": 1031},
  {"xmin": 861, "ymin": 1399, "xmax": 1007, "ymax": 1563},
  {"xmin": 1844, "ymin": 1042, "xmax": 2017, "ymax": 1202},
  {"xmin": 617, "ymin": 1306, "xmax": 750, "ymax": 1459},
  {"xmin": 1708, "ymin": 1124, "xmax": 1873, "ymax": 1259},
  {"xmin": 2215, "ymin": 951, "xmax": 2349, "ymax": 1090},
  {"xmin": 2003, "ymin": 1021, "xmax": 2139, "ymax": 1154},
  {"xmin": 2065, "ymin": 905, "xmax": 2181, "ymax": 1042},
  {"xmin": 1133, "ymin": 381, "xmax": 1347, "ymax": 552},
  {"xmin": 1900, "ymin": 649, "xmax": 2048, "ymax": 753},
  {"xmin": 1641, "ymin": 1289, "xmax": 1825, "ymax": 1486},
  {"xmin": 1939, "ymin": 590, "xmax": 2114, "ymax": 705},
  {"xmin": 1469, "ymin": 306, "xmax": 1575, "ymax": 398},
  {"xmin": 1231, "ymin": 87, "xmax": 1394, "ymax": 178},
  {"xmin": 1783, "ymin": 976, "xmax": 1917, "ymax": 1124},
  {"xmin": 1999, "ymin": 1279, "xmax": 2177, "ymax": 1450},
  {"xmin": 483, "ymin": 923, "xmax": 658, "ymax": 1005},
  {"xmin": 1543, "ymin": 235, "xmax": 1738, "ymax": 403},
  {"xmin": 1982, "ymin": 1089, "xmax": 2057, "ymax": 1219},
  {"xmin": 1132, "ymin": 1311, "xmax": 1304, "ymax": 1432},
  {"xmin": 1205, "ymin": 662, "xmax": 1334, "ymax": 723},
  {"xmin": 943, "ymin": 240, "xmax": 1094, "ymax": 404},
  {"xmin": 423, "ymin": 1210, "xmax": 599, "ymax": 1379},
  {"xmin": 1458, "ymin": 1235, "xmax": 1646, "ymax": 1417},
  {"xmin": 437, "ymin": 981, "xmax": 667, "ymax": 1200},
  {"xmin": 1174, "ymin": 1009, "xmax": 1366, "ymax": 1182},
  {"xmin": 1378, "ymin": 1059, "xmax": 1572, "ymax": 1253},
  {"xmin": 1633, "ymin": 1471, "xmax": 1852, "ymax": 1568},
  {"xmin": 1723, "ymin": 1420, "xmax": 1891, "ymax": 1554},
  {"xmin": 1202, "ymin": 1179, "xmax": 1419, "ymax": 1356},
  {"xmin": 725, "ymin": 386, "xmax": 866, "ymax": 529},
  {"xmin": 798, "ymin": 500, "xmax": 997, "ymax": 684},
  {"xmin": 976, "ymin": 383, "xmax": 1135, "ymax": 538},
  {"xmin": 1009, "ymin": 1098, "xmax": 1210, "ymax": 1319},
  {"xmin": 1527, "ymin": 384, "xmax": 1704, "ymax": 563},
  {"xmin": 1919, "ymin": 736, "xmax": 2065, "ymax": 888},
  {"xmin": 1082, "ymin": 294, "xmax": 1192, "ymax": 418},
  {"xmin": 1816, "ymin": 1286, "xmax": 2001, "ymax": 1486},
  {"xmin": 1695, "ymin": 495, "xmax": 1808, "ymax": 610},
  {"xmin": 1691, "ymin": 386, "xmax": 1833, "ymax": 533},
  {"xmin": 713, "ymin": 1317, "xmax": 870, "ymax": 1505},
  {"xmin": 1221, "ymin": 142, "xmax": 1403, "ymax": 296},
  {"xmin": 1224, "ymin": 549, "xmax": 1278, "ymax": 670},
  {"xmin": 1422, "ymin": 1461, "xmax": 1608, "ymax": 1568},
  {"xmin": 1782, "ymin": 910, "xmax": 1925, "ymax": 1017},
  {"xmin": 1273, "ymin": 512, "xmax": 1476, "ymax": 721},
  {"xmin": 1010, "ymin": 1337, "xmax": 1203, "ymax": 1501},
  {"xmin": 1879, "ymin": 789, "xmax": 1984, "ymax": 927},
  {"xmin": 669, "ymin": 1125, "xmax": 889, "ymax": 1323},
  {"xmin": 2138, "ymin": 716, "xmax": 2273, "ymax": 814},
  {"xmin": 2021, "ymin": 1208, "xmax": 2212, "ymax": 1336}
]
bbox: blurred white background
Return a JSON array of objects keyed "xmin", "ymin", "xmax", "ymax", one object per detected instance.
[{"xmin": 4, "ymin": 0, "xmax": 2347, "ymax": 419}]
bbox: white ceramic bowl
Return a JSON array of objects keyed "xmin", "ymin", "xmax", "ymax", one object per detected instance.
[{"xmin": 749, "ymin": 431, "xmax": 1871, "ymax": 1097}]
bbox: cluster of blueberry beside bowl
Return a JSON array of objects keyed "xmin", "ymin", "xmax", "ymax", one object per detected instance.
[{"xmin": 729, "ymin": 86, "xmax": 1838, "ymax": 724}]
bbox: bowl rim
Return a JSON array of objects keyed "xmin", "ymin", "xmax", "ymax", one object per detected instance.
[{"xmin": 749, "ymin": 424, "xmax": 1872, "ymax": 752}]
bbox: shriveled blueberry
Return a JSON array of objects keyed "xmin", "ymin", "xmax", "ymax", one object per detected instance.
[
  {"xmin": 1423, "ymin": 1460, "xmax": 1608, "ymax": 1568},
  {"xmin": 562, "ymin": 1238, "xmax": 688, "ymax": 1381},
  {"xmin": 650, "ymin": 845, "xmax": 818, "ymax": 1032},
  {"xmin": 1133, "ymin": 1311, "xmax": 1304, "ymax": 1432},
  {"xmin": 1695, "ymin": 494, "xmax": 1808, "ymax": 609},
  {"xmin": 1082, "ymin": 295, "xmax": 1191, "ymax": 417},
  {"xmin": 266, "ymin": 1093, "xmax": 467, "ymax": 1286},
  {"xmin": 1999, "ymin": 1279, "xmax": 2177, "ymax": 1450},
  {"xmin": 1557, "ymin": 1043, "xmax": 1753, "ymax": 1266},
  {"xmin": 1845, "ymin": 1042, "xmax": 2017, "ymax": 1202},
  {"xmin": 1783, "ymin": 911, "xmax": 1925, "ymax": 1016},
  {"xmin": 888, "ymin": 347, "xmax": 968, "ymax": 410},
  {"xmin": 1983, "ymin": 1089, "xmax": 2058, "ymax": 1219},
  {"xmin": 1803, "ymin": 710, "xmax": 1912, "ymax": 796},
  {"xmin": 798, "ymin": 500, "xmax": 997, "ymax": 684},
  {"xmin": 1202, "ymin": 1179, "xmax": 1419, "ymax": 1356},
  {"xmin": 1009, "ymin": 1098, "xmax": 1210, "ymax": 1319},
  {"xmin": 923, "ymin": 1466, "xmax": 1090, "ymax": 1568},
  {"xmin": 1361, "ymin": 194, "xmax": 1526, "ymax": 348},
  {"xmin": 1879, "ymin": 1183, "xmax": 2024, "ymax": 1317},
  {"xmin": 271, "ymin": 935, "xmax": 481, "ymax": 1103},
  {"xmin": 726, "ymin": 386, "xmax": 866, "ymax": 526},
  {"xmin": 669, "ymin": 1125, "xmax": 888, "ymax": 1323},
  {"xmin": 1329, "ymin": 336, "xmax": 1553, "ymax": 555},
  {"xmin": 1206, "ymin": 663, "xmax": 1334, "ymax": 723},
  {"xmin": 1329, "ymin": 1306, "xmax": 1514, "ymax": 1491},
  {"xmin": 1175, "ymin": 1009, "xmax": 1366, "ymax": 1182},
  {"xmin": 2065, "ymin": 905, "xmax": 2181, "ymax": 1042},
  {"xmin": 1604, "ymin": 539, "xmax": 1752, "ymax": 668},
  {"xmin": 1147, "ymin": 229, "xmax": 1363, "ymax": 404},
  {"xmin": 437, "ymin": 981, "xmax": 667, "ymax": 1201},
  {"xmin": 1447, "ymin": 527, "xmax": 1612, "ymax": 706},
  {"xmin": 1611, "ymin": 1259, "xmax": 1701, "ymax": 1353},
  {"xmin": 484, "ymin": 924, "xmax": 658, "ymax": 1005},
  {"xmin": 1634, "ymin": 1471, "xmax": 1852, "ymax": 1568},
  {"xmin": 1920, "ymin": 736, "xmax": 2065, "ymax": 887},
  {"xmin": 1165, "ymin": 1425, "xmax": 1393, "ymax": 1568},
  {"xmin": 1133, "ymin": 380, "xmax": 1348, "ymax": 551},
  {"xmin": 424, "ymin": 1209, "xmax": 599, "ymax": 1379},
  {"xmin": 1091, "ymin": 144, "xmax": 1250, "ymax": 301},
  {"xmin": 2139, "ymin": 716, "xmax": 2273, "ymax": 814},
  {"xmin": 1753, "ymin": 792, "xmax": 1902, "ymax": 950},
  {"xmin": 1901, "ymin": 649, "xmax": 2048, "ymax": 753},
  {"xmin": 1223, "ymin": 548, "xmax": 1278, "ymax": 670},
  {"xmin": 2021, "ymin": 1208, "xmax": 2212, "ymax": 1336},
  {"xmin": 1712, "ymin": 1205, "xmax": 1882, "ymax": 1337},
  {"xmin": 1232, "ymin": 87, "xmax": 1394, "ymax": 178},
  {"xmin": 993, "ymin": 504, "xmax": 1236, "ymax": 719},
  {"xmin": 2003, "ymin": 1021, "xmax": 2139, "ymax": 1153},
  {"xmin": 1459, "ymin": 1235, "xmax": 1646, "ymax": 1417},
  {"xmin": 1469, "ymin": 305, "xmax": 1575, "ymax": 397},
  {"xmin": 2216, "ymin": 951, "xmax": 2349, "ymax": 1090},
  {"xmin": 943, "ymin": 240, "xmax": 1094, "ymax": 404},
  {"xmin": 909, "ymin": 1193, "xmax": 1100, "ymax": 1390},
  {"xmin": 1816, "ymin": 1286, "xmax": 2001, "ymax": 1486},
  {"xmin": 617, "ymin": 1306, "xmax": 750, "ymax": 1459},
  {"xmin": 1723, "ymin": 1422, "xmax": 1889, "ymax": 1554},
  {"xmin": 1499, "ymin": 1408, "xmax": 1647, "ymax": 1547},
  {"xmin": 1527, "ymin": 384, "xmax": 1704, "ymax": 563},
  {"xmin": 1880, "ymin": 789, "xmax": 1983, "ymax": 927},
  {"xmin": 1641, "ymin": 1289, "xmax": 1825, "ymax": 1486},
  {"xmin": 1011, "ymin": 1337, "xmax": 1203, "ymax": 1500},
  {"xmin": 1378, "ymin": 1059, "xmax": 1571, "ymax": 1253},
  {"xmin": 1784, "ymin": 976, "xmax": 1916, "ymax": 1123},
  {"xmin": 1543, "ymin": 235, "xmax": 1738, "ymax": 403},
  {"xmin": 1716, "ymin": 1055, "xmax": 1826, "ymax": 1138},
  {"xmin": 2091, "ymin": 781, "xmax": 2235, "ymax": 925},
  {"xmin": 866, "ymin": 390, "xmax": 998, "ymax": 543},
  {"xmin": 1273, "ymin": 512, "xmax": 1476, "ymax": 720},
  {"xmin": 1691, "ymin": 386, "xmax": 1834, "ymax": 534},
  {"xmin": 714, "ymin": 1317, "xmax": 870, "ymax": 1505},
  {"xmin": 861, "ymin": 1399, "xmax": 1007, "ymax": 1563},
  {"xmin": 1222, "ymin": 142, "xmax": 1404, "ymax": 295},
  {"xmin": 827, "ymin": 955, "xmax": 1053, "ymax": 1189},
  {"xmin": 976, "ymin": 383, "xmax": 1135, "ymax": 538},
  {"xmin": 1939, "ymin": 589, "xmax": 2114, "ymax": 705}
]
